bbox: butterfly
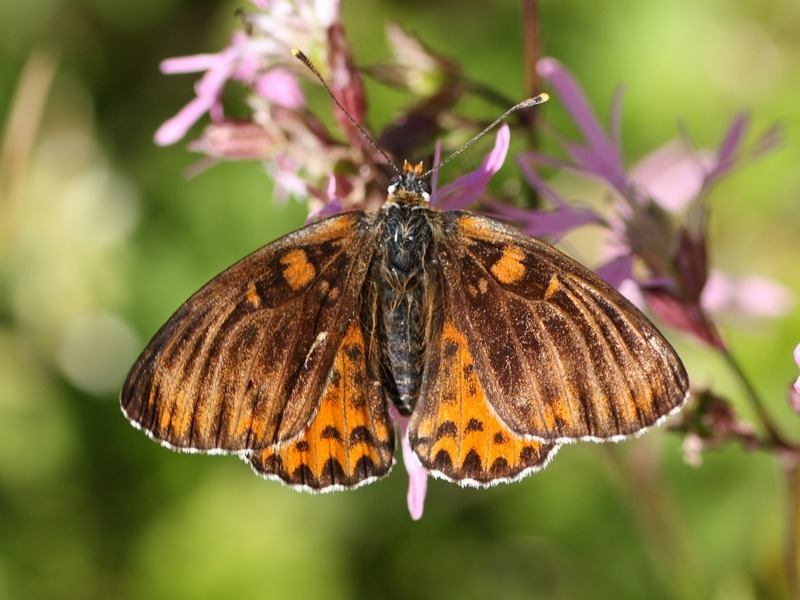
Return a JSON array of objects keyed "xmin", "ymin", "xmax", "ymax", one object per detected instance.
[{"xmin": 121, "ymin": 160, "xmax": 689, "ymax": 491}]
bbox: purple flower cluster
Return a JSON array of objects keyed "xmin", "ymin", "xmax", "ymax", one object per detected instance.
[{"xmin": 520, "ymin": 58, "xmax": 786, "ymax": 349}]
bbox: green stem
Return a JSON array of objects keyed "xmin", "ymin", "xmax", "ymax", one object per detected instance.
[
  {"xmin": 720, "ymin": 346, "xmax": 799, "ymax": 596},
  {"xmin": 522, "ymin": 0, "xmax": 542, "ymax": 100},
  {"xmin": 720, "ymin": 347, "xmax": 786, "ymax": 447},
  {"xmin": 603, "ymin": 447, "xmax": 706, "ymax": 599},
  {"xmin": 786, "ymin": 462, "xmax": 800, "ymax": 600}
]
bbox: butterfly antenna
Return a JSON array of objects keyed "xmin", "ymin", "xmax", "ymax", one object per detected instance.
[
  {"xmin": 421, "ymin": 93, "xmax": 549, "ymax": 178},
  {"xmin": 292, "ymin": 49, "xmax": 400, "ymax": 174}
]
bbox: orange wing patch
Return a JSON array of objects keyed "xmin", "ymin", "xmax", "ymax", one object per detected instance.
[
  {"xmin": 410, "ymin": 321, "xmax": 556, "ymax": 486},
  {"xmin": 489, "ymin": 246, "xmax": 526, "ymax": 284},
  {"xmin": 280, "ymin": 249, "xmax": 316, "ymax": 291},
  {"xmin": 248, "ymin": 320, "xmax": 394, "ymax": 490}
]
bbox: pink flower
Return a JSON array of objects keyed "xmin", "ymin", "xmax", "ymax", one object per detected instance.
[
  {"xmin": 154, "ymin": 50, "xmax": 235, "ymax": 145},
  {"xmin": 154, "ymin": 32, "xmax": 298, "ymax": 146},
  {"xmin": 790, "ymin": 344, "xmax": 800, "ymax": 413},
  {"xmin": 630, "ymin": 141, "xmax": 712, "ymax": 213},
  {"xmin": 523, "ymin": 57, "xmax": 781, "ymax": 348},
  {"xmin": 394, "ymin": 410, "xmax": 428, "ymax": 521},
  {"xmin": 535, "ymin": 57, "xmax": 627, "ymax": 192},
  {"xmin": 154, "ymin": 0, "xmax": 344, "ymax": 147},
  {"xmin": 701, "ymin": 271, "xmax": 794, "ymax": 319},
  {"xmin": 595, "ymin": 254, "xmax": 635, "ymax": 290},
  {"xmin": 187, "ymin": 120, "xmax": 274, "ymax": 159},
  {"xmin": 531, "ymin": 59, "xmax": 781, "ymax": 213},
  {"xmin": 512, "ymin": 155, "xmax": 603, "ymax": 238},
  {"xmin": 255, "ymin": 69, "xmax": 305, "ymax": 109},
  {"xmin": 704, "ymin": 114, "xmax": 782, "ymax": 188},
  {"xmin": 431, "ymin": 124, "xmax": 510, "ymax": 209}
]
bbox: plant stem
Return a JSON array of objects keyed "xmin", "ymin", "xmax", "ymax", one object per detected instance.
[
  {"xmin": 522, "ymin": 0, "xmax": 541, "ymax": 100},
  {"xmin": 787, "ymin": 462, "xmax": 800, "ymax": 600},
  {"xmin": 721, "ymin": 346, "xmax": 800, "ymax": 596},
  {"xmin": 603, "ymin": 446, "xmax": 706, "ymax": 599},
  {"xmin": 720, "ymin": 347, "xmax": 786, "ymax": 447}
]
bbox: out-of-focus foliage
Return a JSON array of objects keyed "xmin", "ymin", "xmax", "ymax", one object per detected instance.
[{"xmin": 1, "ymin": 1, "xmax": 798, "ymax": 599}]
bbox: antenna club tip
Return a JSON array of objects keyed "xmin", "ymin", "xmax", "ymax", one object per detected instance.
[
  {"xmin": 516, "ymin": 94, "xmax": 550, "ymax": 109},
  {"xmin": 291, "ymin": 48, "xmax": 304, "ymax": 58}
]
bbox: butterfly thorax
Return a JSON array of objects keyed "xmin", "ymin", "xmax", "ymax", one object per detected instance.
[{"xmin": 374, "ymin": 162, "xmax": 436, "ymax": 415}]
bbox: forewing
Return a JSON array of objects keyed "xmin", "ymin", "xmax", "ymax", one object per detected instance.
[
  {"xmin": 440, "ymin": 212, "xmax": 689, "ymax": 442},
  {"xmin": 121, "ymin": 212, "xmax": 378, "ymax": 452}
]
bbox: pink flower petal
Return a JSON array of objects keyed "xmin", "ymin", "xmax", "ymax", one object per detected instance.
[
  {"xmin": 595, "ymin": 254, "xmax": 634, "ymax": 289},
  {"xmin": 490, "ymin": 154, "xmax": 602, "ymax": 238},
  {"xmin": 609, "ymin": 85, "xmax": 625, "ymax": 148},
  {"xmin": 790, "ymin": 385, "xmax": 800, "ymax": 413},
  {"xmin": 255, "ymin": 69, "xmax": 305, "ymax": 109},
  {"xmin": 306, "ymin": 174, "xmax": 345, "ymax": 223},
  {"xmin": 701, "ymin": 270, "xmax": 794, "ymax": 319},
  {"xmin": 706, "ymin": 113, "xmax": 749, "ymax": 183},
  {"xmin": 326, "ymin": 173, "xmax": 338, "ymax": 203},
  {"xmin": 705, "ymin": 116, "xmax": 782, "ymax": 187},
  {"xmin": 483, "ymin": 197, "xmax": 598, "ymax": 239},
  {"xmin": 160, "ymin": 54, "xmax": 222, "ymax": 74},
  {"xmin": 618, "ymin": 278, "xmax": 646, "ymax": 309},
  {"xmin": 537, "ymin": 58, "xmax": 607, "ymax": 157},
  {"xmin": 433, "ymin": 125, "xmax": 510, "ymax": 209},
  {"xmin": 155, "ymin": 34, "xmax": 255, "ymax": 146},
  {"xmin": 187, "ymin": 120, "xmax": 273, "ymax": 159},
  {"xmin": 735, "ymin": 275, "xmax": 794, "ymax": 318},
  {"xmin": 700, "ymin": 270, "xmax": 735, "ymax": 313},
  {"xmin": 630, "ymin": 141, "xmax": 710, "ymax": 212},
  {"xmin": 537, "ymin": 57, "xmax": 626, "ymax": 190},
  {"xmin": 400, "ymin": 422, "xmax": 428, "ymax": 521},
  {"xmin": 791, "ymin": 344, "xmax": 800, "ymax": 412},
  {"xmin": 390, "ymin": 407, "xmax": 427, "ymax": 520},
  {"xmin": 155, "ymin": 96, "xmax": 218, "ymax": 145}
]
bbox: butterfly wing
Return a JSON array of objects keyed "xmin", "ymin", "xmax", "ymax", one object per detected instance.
[
  {"xmin": 121, "ymin": 212, "xmax": 394, "ymax": 488},
  {"xmin": 246, "ymin": 300, "xmax": 395, "ymax": 490},
  {"xmin": 407, "ymin": 225, "xmax": 558, "ymax": 486},
  {"xmin": 427, "ymin": 212, "xmax": 689, "ymax": 444},
  {"xmin": 408, "ymin": 312, "xmax": 559, "ymax": 486}
]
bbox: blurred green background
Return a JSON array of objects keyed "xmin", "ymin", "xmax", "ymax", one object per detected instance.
[{"xmin": 1, "ymin": 1, "xmax": 799, "ymax": 599}]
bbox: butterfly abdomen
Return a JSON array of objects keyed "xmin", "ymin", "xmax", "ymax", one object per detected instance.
[{"xmin": 376, "ymin": 205, "xmax": 436, "ymax": 415}]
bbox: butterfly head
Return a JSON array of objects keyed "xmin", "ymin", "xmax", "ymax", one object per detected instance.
[{"xmin": 386, "ymin": 160, "xmax": 431, "ymax": 206}]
